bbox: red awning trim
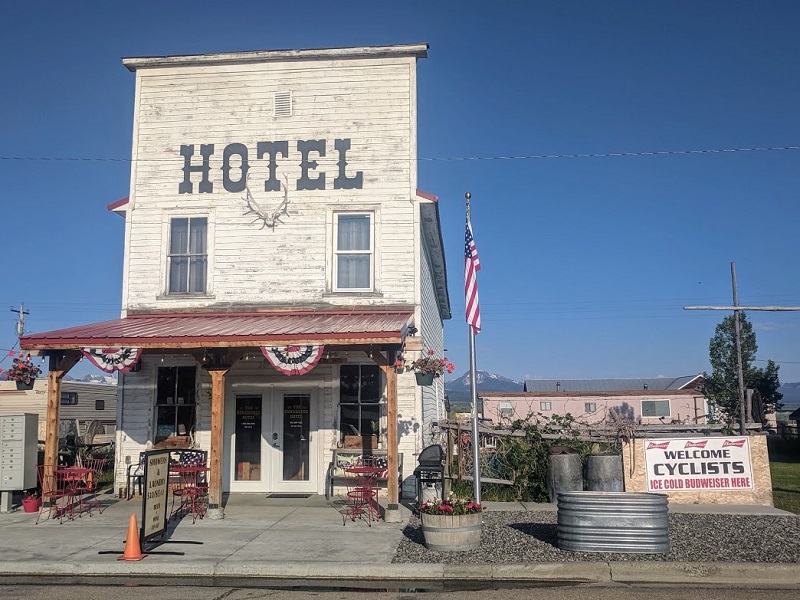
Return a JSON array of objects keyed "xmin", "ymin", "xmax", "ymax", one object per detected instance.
[
  {"xmin": 20, "ymin": 310, "xmax": 414, "ymax": 350},
  {"xmin": 261, "ymin": 344, "xmax": 324, "ymax": 376},
  {"xmin": 80, "ymin": 347, "xmax": 143, "ymax": 373}
]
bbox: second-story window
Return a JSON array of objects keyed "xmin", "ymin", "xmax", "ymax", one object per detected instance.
[
  {"xmin": 168, "ymin": 217, "xmax": 207, "ymax": 294},
  {"xmin": 334, "ymin": 213, "xmax": 373, "ymax": 291}
]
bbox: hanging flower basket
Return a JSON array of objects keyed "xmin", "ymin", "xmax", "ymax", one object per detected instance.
[
  {"xmin": 16, "ymin": 379, "xmax": 35, "ymax": 391},
  {"xmin": 2, "ymin": 353, "xmax": 42, "ymax": 391},
  {"xmin": 415, "ymin": 372, "xmax": 435, "ymax": 386},
  {"xmin": 397, "ymin": 349, "xmax": 456, "ymax": 387}
]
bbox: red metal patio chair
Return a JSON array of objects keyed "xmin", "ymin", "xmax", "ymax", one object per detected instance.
[{"xmin": 35, "ymin": 464, "xmax": 71, "ymax": 524}]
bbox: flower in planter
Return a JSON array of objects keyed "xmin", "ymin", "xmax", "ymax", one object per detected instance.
[
  {"xmin": 397, "ymin": 349, "xmax": 456, "ymax": 379},
  {"xmin": 1, "ymin": 353, "xmax": 42, "ymax": 384},
  {"xmin": 418, "ymin": 496, "xmax": 482, "ymax": 515}
]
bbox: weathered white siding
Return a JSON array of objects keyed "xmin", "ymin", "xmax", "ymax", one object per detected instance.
[
  {"xmin": 124, "ymin": 57, "xmax": 419, "ymax": 312},
  {"xmin": 418, "ymin": 224, "xmax": 446, "ymax": 442},
  {"xmin": 112, "ymin": 46, "xmax": 443, "ymax": 501}
]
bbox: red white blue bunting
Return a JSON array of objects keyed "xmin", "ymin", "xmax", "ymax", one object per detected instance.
[
  {"xmin": 80, "ymin": 347, "xmax": 142, "ymax": 373},
  {"xmin": 260, "ymin": 344, "xmax": 324, "ymax": 376}
]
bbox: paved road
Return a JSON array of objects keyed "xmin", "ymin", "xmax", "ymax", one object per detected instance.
[{"xmin": 0, "ymin": 585, "xmax": 798, "ymax": 600}]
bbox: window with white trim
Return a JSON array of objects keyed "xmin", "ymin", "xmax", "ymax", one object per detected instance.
[
  {"xmin": 498, "ymin": 401, "xmax": 514, "ymax": 418},
  {"xmin": 641, "ymin": 399, "xmax": 671, "ymax": 418},
  {"xmin": 168, "ymin": 217, "xmax": 207, "ymax": 294},
  {"xmin": 334, "ymin": 213, "xmax": 373, "ymax": 291},
  {"xmin": 155, "ymin": 366, "xmax": 196, "ymax": 444},
  {"xmin": 338, "ymin": 364, "xmax": 381, "ymax": 442},
  {"xmin": 584, "ymin": 402, "xmax": 597, "ymax": 413},
  {"xmin": 540, "ymin": 401, "xmax": 551, "ymax": 411}
]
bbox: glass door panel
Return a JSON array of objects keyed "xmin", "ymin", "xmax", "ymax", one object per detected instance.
[
  {"xmin": 234, "ymin": 395, "xmax": 262, "ymax": 482},
  {"xmin": 281, "ymin": 393, "xmax": 310, "ymax": 481}
]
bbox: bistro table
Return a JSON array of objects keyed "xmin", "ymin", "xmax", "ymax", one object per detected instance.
[
  {"xmin": 169, "ymin": 465, "xmax": 209, "ymax": 523},
  {"xmin": 343, "ymin": 465, "xmax": 382, "ymax": 525},
  {"xmin": 56, "ymin": 466, "xmax": 93, "ymax": 520}
]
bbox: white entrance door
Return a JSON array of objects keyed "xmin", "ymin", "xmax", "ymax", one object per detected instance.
[
  {"xmin": 228, "ymin": 389, "xmax": 317, "ymax": 494},
  {"xmin": 269, "ymin": 391, "xmax": 318, "ymax": 493}
]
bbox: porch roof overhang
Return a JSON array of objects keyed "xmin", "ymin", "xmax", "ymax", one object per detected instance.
[{"xmin": 19, "ymin": 309, "xmax": 414, "ymax": 351}]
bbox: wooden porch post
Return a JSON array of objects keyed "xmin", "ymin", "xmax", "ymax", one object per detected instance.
[
  {"xmin": 374, "ymin": 349, "xmax": 402, "ymax": 522},
  {"xmin": 43, "ymin": 351, "xmax": 81, "ymax": 496},
  {"xmin": 207, "ymin": 368, "xmax": 226, "ymax": 519}
]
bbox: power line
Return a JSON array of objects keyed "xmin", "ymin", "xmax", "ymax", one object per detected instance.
[{"xmin": 0, "ymin": 145, "xmax": 798, "ymax": 164}]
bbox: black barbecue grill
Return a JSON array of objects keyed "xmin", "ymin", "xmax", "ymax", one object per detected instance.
[{"xmin": 413, "ymin": 444, "xmax": 445, "ymax": 504}]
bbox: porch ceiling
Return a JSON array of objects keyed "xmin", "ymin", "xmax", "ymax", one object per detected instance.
[{"xmin": 19, "ymin": 309, "xmax": 414, "ymax": 350}]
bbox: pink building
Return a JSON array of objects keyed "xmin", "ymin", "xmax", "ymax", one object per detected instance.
[{"xmin": 482, "ymin": 376, "xmax": 711, "ymax": 425}]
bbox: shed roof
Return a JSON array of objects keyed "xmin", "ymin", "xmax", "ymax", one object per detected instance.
[{"xmin": 523, "ymin": 375, "xmax": 703, "ymax": 393}]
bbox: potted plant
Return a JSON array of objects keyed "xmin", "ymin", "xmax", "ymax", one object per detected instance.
[
  {"xmin": 2, "ymin": 353, "xmax": 42, "ymax": 390},
  {"xmin": 397, "ymin": 349, "xmax": 455, "ymax": 386},
  {"xmin": 21, "ymin": 490, "xmax": 41, "ymax": 513},
  {"xmin": 418, "ymin": 496, "xmax": 482, "ymax": 551}
]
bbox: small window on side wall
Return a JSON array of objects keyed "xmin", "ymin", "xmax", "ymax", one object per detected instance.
[
  {"xmin": 584, "ymin": 402, "xmax": 597, "ymax": 413},
  {"xmin": 95, "ymin": 399, "xmax": 105, "ymax": 411},
  {"xmin": 60, "ymin": 392, "xmax": 78, "ymax": 406},
  {"xmin": 540, "ymin": 401, "xmax": 552, "ymax": 411}
]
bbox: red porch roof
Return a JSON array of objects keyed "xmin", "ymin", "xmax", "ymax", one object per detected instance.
[{"xmin": 20, "ymin": 309, "xmax": 414, "ymax": 350}]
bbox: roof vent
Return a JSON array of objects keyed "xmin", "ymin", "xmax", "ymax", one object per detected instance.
[{"xmin": 274, "ymin": 91, "xmax": 292, "ymax": 118}]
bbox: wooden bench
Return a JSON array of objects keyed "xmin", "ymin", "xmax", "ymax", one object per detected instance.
[{"xmin": 326, "ymin": 448, "xmax": 403, "ymax": 501}]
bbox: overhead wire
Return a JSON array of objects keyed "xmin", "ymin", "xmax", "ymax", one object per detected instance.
[{"xmin": 0, "ymin": 145, "xmax": 798, "ymax": 164}]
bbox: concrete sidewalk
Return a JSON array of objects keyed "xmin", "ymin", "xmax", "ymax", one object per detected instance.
[{"xmin": 0, "ymin": 494, "xmax": 797, "ymax": 590}]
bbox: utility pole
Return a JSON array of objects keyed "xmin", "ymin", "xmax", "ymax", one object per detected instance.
[
  {"xmin": 685, "ymin": 262, "xmax": 800, "ymax": 434},
  {"xmin": 10, "ymin": 303, "xmax": 29, "ymax": 338}
]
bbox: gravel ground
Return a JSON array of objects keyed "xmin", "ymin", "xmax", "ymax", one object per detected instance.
[{"xmin": 393, "ymin": 511, "xmax": 800, "ymax": 564}]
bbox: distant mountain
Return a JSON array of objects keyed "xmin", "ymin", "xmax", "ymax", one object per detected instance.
[
  {"xmin": 446, "ymin": 370, "xmax": 523, "ymax": 392},
  {"xmin": 778, "ymin": 382, "xmax": 800, "ymax": 410},
  {"xmin": 63, "ymin": 374, "xmax": 118, "ymax": 385},
  {"xmin": 445, "ymin": 371, "xmax": 523, "ymax": 412}
]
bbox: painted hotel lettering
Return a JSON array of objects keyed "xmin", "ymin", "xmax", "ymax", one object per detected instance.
[{"xmin": 179, "ymin": 139, "xmax": 363, "ymax": 193}]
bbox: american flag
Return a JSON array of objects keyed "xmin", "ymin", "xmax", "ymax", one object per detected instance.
[{"xmin": 464, "ymin": 217, "xmax": 481, "ymax": 333}]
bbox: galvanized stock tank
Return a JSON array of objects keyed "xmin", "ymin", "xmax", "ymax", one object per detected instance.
[{"xmin": 557, "ymin": 491, "xmax": 669, "ymax": 554}]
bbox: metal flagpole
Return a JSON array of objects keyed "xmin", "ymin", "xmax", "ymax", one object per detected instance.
[
  {"xmin": 468, "ymin": 324, "xmax": 481, "ymax": 504},
  {"xmin": 465, "ymin": 192, "xmax": 481, "ymax": 504}
]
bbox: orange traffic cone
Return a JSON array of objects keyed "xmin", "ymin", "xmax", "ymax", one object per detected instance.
[{"xmin": 117, "ymin": 514, "xmax": 146, "ymax": 561}]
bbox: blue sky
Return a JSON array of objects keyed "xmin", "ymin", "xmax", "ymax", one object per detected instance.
[{"xmin": 1, "ymin": 1, "xmax": 799, "ymax": 384}]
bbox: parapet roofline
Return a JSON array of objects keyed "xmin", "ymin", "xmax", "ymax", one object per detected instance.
[{"xmin": 123, "ymin": 43, "xmax": 429, "ymax": 71}]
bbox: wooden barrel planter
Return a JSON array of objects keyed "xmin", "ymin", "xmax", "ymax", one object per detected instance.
[{"xmin": 420, "ymin": 512, "xmax": 482, "ymax": 551}]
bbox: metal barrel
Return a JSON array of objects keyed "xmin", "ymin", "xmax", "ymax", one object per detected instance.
[
  {"xmin": 585, "ymin": 453, "xmax": 624, "ymax": 491},
  {"xmin": 546, "ymin": 451, "xmax": 583, "ymax": 502},
  {"xmin": 557, "ymin": 491, "xmax": 669, "ymax": 554}
]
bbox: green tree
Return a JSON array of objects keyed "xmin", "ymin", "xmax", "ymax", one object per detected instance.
[{"xmin": 703, "ymin": 313, "xmax": 783, "ymax": 426}]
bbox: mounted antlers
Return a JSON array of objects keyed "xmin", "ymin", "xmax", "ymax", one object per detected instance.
[{"xmin": 242, "ymin": 175, "xmax": 290, "ymax": 230}]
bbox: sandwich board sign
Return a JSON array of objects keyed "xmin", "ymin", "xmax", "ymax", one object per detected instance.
[{"xmin": 141, "ymin": 449, "xmax": 170, "ymax": 543}]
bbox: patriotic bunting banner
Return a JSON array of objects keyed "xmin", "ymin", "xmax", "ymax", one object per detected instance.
[
  {"xmin": 80, "ymin": 347, "xmax": 142, "ymax": 373},
  {"xmin": 260, "ymin": 344, "xmax": 324, "ymax": 376}
]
